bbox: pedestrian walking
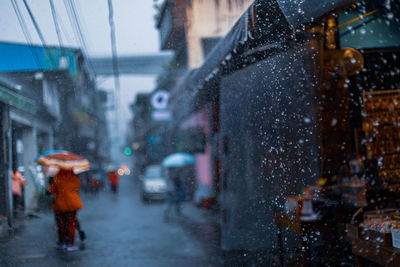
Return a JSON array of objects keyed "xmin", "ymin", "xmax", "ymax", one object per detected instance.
[
  {"xmin": 11, "ymin": 169, "xmax": 26, "ymax": 213},
  {"xmin": 108, "ymin": 170, "xmax": 119, "ymax": 193},
  {"xmin": 90, "ymin": 177, "xmax": 102, "ymax": 195},
  {"xmin": 49, "ymin": 169, "xmax": 83, "ymax": 251},
  {"xmin": 163, "ymin": 171, "xmax": 184, "ymax": 221}
]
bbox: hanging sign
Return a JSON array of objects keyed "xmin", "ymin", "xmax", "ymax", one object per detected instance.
[{"xmin": 151, "ymin": 90, "xmax": 171, "ymax": 121}]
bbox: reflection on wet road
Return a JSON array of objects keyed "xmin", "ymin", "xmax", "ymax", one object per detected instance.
[{"xmin": 0, "ymin": 176, "xmax": 223, "ymax": 266}]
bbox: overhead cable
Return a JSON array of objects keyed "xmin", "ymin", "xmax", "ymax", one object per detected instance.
[
  {"xmin": 49, "ymin": 0, "xmax": 64, "ymax": 48},
  {"xmin": 63, "ymin": 0, "xmax": 95, "ymax": 75},
  {"xmin": 21, "ymin": 0, "xmax": 58, "ymax": 67},
  {"xmin": 10, "ymin": 0, "xmax": 43, "ymax": 68}
]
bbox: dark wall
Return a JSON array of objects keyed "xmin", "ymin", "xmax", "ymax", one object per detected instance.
[
  {"xmin": 0, "ymin": 104, "xmax": 11, "ymax": 222},
  {"xmin": 219, "ymin": 42, "xmax": 320, "ymax": 250}
]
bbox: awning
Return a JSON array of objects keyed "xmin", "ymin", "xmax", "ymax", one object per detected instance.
[
  {"xmin": 0, "ymin": 42, "xmax": 80, "ymax": 77},
  {"xmin": 169, "ymin": 0, "xmax": 358, "ymax": 125},
  {"xmin": 0, "ymin": 82, "xmax": 36, "ymax": 114},
  {"xmin": 277, "ymin": 0, "xmax": 356, "ymax": 28}
]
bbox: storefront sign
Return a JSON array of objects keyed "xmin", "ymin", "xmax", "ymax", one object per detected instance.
[
  {"xmin": 0, "ymin": 84, "xmax": 37, "ymax": 114},
  {"xmin": 151, "ymin": 90, "xmax": 171, "ymax": 121},
  {"xmin": 151, "ymin": 90, "xmax": 169, "ymax": 109}
]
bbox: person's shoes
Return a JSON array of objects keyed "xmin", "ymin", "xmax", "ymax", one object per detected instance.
[
  {"xmin": 56, "ymin": 242, "xmax": 67, "ymax": 250},
  {"xmin": 66, "ymin": 245, "xmax": 79, "ymax": 252}
]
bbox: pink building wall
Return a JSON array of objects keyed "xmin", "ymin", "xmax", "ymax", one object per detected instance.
[{"xmin": 180, "ymin": 108, "xmax": 212, "ymax": 186}]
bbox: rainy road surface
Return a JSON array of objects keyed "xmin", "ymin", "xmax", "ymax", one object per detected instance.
[{"xmin": 0, "ymin": 176, "xmax": 223, "ymax": 267}]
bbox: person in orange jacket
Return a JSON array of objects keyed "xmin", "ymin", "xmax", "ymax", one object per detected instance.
[
  {"xmin": 49, "ymin": 169, "xmax": 83, "ymax": 251},
  {"xmin": 11, "ymin": 169, "xmax": 26, "ymax": 211},
  {"xmin": 108, "ymin": 170, "xmax": 119, "ymax": 193}
]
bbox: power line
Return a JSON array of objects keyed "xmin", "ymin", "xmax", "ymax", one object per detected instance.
[
  {"xmin": 49, "ymin": 0, "xmax": 64, "ymax": 48},
  {"xmin": 63, "ymin": 0, "xmax": 81, "ymax": 47},
  {"xmin": 11, "ymin": 0, "xmax": 32, "ymax": 44},
  {"xmin": 69, "ymin": 0, "xmax": 96, "ymax": 76},
  {"xmin": 10, "ymin": 0, "xmax": 42, "ymax": 68},
  {"xmin": 65, "ymin": 0, "xmax": 88, "ymax": 53},
  {"xmin": 21, "ymin": 0, "xmax": 57, "ymax": 67},
  {"xmin": 63, "ymin": 0, "xmax": 95, "ymax": 75},
  {"xmin": 55, "ymin": 3, "xmax": 74, "ymax": 45}
]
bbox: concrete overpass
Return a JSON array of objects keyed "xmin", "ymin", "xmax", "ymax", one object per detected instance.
[{"xmin": 89, "ymin": 54, "xmax": 173, "ymax": 76}]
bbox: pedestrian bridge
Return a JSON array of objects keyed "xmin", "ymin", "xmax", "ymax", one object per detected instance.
[{"xmin": 89, "ymin": 54, "xmax": 172, "ymax": 76}]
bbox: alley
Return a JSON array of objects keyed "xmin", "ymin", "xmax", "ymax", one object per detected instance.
[
  {"xmin": 1, "ymin": 1, "xmax": 400, "ymax": 266},
  {"xmin": 0, "ymin": 176, "xmax": 222, "ymax": 267}
]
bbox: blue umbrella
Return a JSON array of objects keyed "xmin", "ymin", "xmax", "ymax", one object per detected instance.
[{"xmin": 162, "ymin": 152, "xmax": 195, "ymax": 167}]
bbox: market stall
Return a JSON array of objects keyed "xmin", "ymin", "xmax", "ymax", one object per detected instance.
[{"xmin": 274, "ymin": 0, "xmax": 400, "ymax": 265}]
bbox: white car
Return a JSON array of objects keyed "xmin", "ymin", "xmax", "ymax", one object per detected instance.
[{"xmin": 140, "ymin": 165, "xmax": 167, "ymax": 202}]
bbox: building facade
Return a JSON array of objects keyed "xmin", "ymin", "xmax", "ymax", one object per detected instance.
[
  {"xmin": 155, "ymin": 0, "xmax": 253, "ymax": 206},
  {"xmin": 0, "ymin": 42, "xmax": 109, "ymax": 232}
]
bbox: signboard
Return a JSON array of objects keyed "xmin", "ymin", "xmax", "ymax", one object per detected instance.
[
  {"xmin": 151, "ymin": 90, "xmax": 171, "ymax": 121},
  {"xmin": 0, "ymin": 84, "xmax": 37, "ymax": 113},
  {"xmin": 151, "ymin": 110, "xmax": 171, "ymax": 121}
]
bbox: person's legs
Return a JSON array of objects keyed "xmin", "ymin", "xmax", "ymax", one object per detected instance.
[
  {"xmin": 66, "ymin": 211, "xmax": 78, "ymax": 246},
  {"xmin": 55, "ymin": 212, "xmax": 67, "ymax": 244},
  {"xmin": 175, "ymin": 198, "xmax": 181, "ymax": 215},
  {"xmin": 12, "ymin": 194, "xmax": 19, "ymax": 211},
  {"xmin": 163, "ymin": 192, "xmax": 173, "ymax": 220}
]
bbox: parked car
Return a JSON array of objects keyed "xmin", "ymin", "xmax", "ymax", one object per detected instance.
[{"xmin": 140, "ymin": 165, "xmax": 167, "ymax": 202}]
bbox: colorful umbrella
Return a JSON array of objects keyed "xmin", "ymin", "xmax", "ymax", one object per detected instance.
[{"xmin": 37, "ymin": 150, "xmax": 90, "ymax": 175}]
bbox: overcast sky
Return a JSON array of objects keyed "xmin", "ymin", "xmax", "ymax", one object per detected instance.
[
  {"xmin": 0, "ymin": 0, "xmax": 162, "ymax": 164},
  {"xmin": 0, "ymin": 0, "xmax": 160, "ymax": 55}
]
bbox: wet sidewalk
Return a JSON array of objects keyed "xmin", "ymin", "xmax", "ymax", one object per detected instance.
[{"xmin": 0, "ymin": 176, "xmax": 223, "ymax": 267}]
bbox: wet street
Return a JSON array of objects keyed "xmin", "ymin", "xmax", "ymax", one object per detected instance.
[{"xmin": 0, "ymin": 176, "xmax": 223, "ymax": 267}]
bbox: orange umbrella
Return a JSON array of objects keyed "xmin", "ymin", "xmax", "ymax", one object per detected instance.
[{"xmin": 37, "ymin": 151, "xmax": 90, "ymax": 174}]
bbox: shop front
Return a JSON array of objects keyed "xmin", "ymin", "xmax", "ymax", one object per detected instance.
[
  {"xmin": 169, "ymin": 0, "xmax": 400, "ymax": 262},
  {"xmin": 179, "ymin": 107, "xmax": 213, "ymax": 205},
  {"xmin": 269, "ymin": 1, "xmax": 400, "ymax": 265},
  {"xmin": 0, "ymin": 81, "xmax": 37, "ymax": 229}
]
